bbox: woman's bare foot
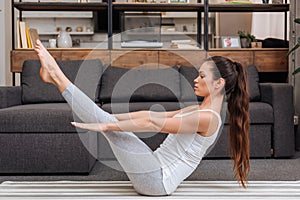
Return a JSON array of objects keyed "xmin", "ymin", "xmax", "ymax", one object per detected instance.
[
  {"xmin": 34, "ymin": 40, "xmax": 71, "ymax": 92},
  {"xmin": 34, "ymin": 40, "xmax": 56, "ymax": 84}
]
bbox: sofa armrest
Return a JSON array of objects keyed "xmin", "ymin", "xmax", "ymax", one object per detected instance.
[
  {"xmin": 259, "ymin": 83, "xmax": 294, "ymax": 157},
  {"xmin": 0, "ymin": 86, "xmax": 22, "ymax": 109}
]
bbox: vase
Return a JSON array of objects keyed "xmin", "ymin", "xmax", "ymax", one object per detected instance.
[
  {"xmin": 57, "ymin": 31, "xmax": 72, "ymax": 48},
  {"xmin": 240, "ymin": 38, "xmax": 250, "ymax": 48}
]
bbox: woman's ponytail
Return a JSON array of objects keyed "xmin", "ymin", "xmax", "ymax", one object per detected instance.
[
  {"xmin": 227, "ymin": 62, "xmax": 250, "ymax": 188},
  {"xmin": 209, "ymin": 56, "xmax": 250, "ymax": 188}
]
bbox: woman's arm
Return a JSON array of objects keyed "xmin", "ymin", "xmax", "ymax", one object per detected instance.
[
  {"xmin": 112, "ymin": 105, "xmax": 201, "ymax": 121},
  {"xmin": 72, "ymin": 110, "xmax": 219, "ymax": 136},
  {"xmin": 112, "ymin": 110, "xmax": 181, "ymax": 121}
]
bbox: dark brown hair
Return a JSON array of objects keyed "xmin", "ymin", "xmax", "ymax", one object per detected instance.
[{"xmin": 207, "ymin": 56, "xmax": 250, "ymax": 188}]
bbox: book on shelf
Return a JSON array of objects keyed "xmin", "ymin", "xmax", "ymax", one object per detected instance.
[
  {"xmin": 170, "ymin": 39, "xmax": 199, "ymax": 49},
  {"xmin": 29, "ymin": 28, "xmax": 39, "ymax": 48},
  {"xmin": 16, "ymin": 20, "xmax": 21, "ymax": 49},
  {"xmin": 19, "ymin": 21, "xmax": 28, "ymax": 48},
  {"xmin": 25, "ymin": 26, "xmax": 32, "ymax": 48},
  {"xmin": 17, "ymin": 21, "xmax": 39, "ymax": 49}
]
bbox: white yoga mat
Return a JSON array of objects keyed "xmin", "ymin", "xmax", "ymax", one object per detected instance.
[{"xmin": 0, "ymin": 180, "xmax": 300, "ymax": 200}]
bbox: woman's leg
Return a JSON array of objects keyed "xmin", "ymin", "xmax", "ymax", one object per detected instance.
[
  {"xmin": 34, "ymin": 41, "xmax": 167, "ymax": 196},
  {"xmin": 63, "ymin": 84, "xmax": 167, "ymax": 196}
]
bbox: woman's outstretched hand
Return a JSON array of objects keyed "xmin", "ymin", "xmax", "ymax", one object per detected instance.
[{"xmin": 71, "ymin": 122, "xmax": 107, "ymax": 132}]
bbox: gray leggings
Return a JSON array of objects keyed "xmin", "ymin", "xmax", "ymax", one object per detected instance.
[{"xmin": 62, "ymin": 84, "xmax": 168, "ymax": 196}]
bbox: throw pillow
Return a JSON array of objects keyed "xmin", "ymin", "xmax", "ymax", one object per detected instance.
[{"xmin": 21, "ymin": 59, "xmax": 103, "ymax": 104}]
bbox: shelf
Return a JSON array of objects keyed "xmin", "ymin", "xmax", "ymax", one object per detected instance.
[
  {"xmin": 162, "ymin": 12, "xmax": 197, "ymax": 18},
  {"xmin": 39, "ymin": 31, "xmax": 94, "ymax": 36},
  {"xmin": 209, "ymin": 3, "xmax": 289, "ymax": 12},
  {"xmin": 13, "ymin": 2, "xmax": 289, "ymax": 12},
  {"xmin": 113, "ymin": 2, "xmax": 289, "ymax": 12},
  {"xmin": 113, "ymin": 3, "xmax": 204, "ymax": 12},
  {"xmin": 161, "ymin": 31, "xmax": 197, "ymax": 35},
  {"xmin": 20, "ymin": 11, "xmax": 93, "ymax": 18},
  {"xmin": 209, "ymin": 48, "xmax": 289, "ymax": 51},
  {"xmin": 11, "ymin": 49, "xmax": 288, "ymax": 73},
  {"xmin": 13, "ymin": 2, "xmax": 107, "ymax": 11}
]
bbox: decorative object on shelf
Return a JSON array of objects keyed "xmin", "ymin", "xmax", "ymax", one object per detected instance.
[
  {"xmin": 272, "ymin": 0, "xmax": 283, "ymax": 4},
  {"xmin": 57, "ymin": 31, "xmax": 72, "ymax": 48},
  {"xmin": 251, "ymin": 41, "xmax": 262, "ymax": 48},
  {"xmin": 221, "ymin": 36, "xmax": 241, "ymax": 48},
  {"xmin": 287, "ymin": 18, "xmax": 300, "ymax": 75},
  {"xmin": 56, "ymin": 27, "xmax": 62, "ymax": 32},
  {"xmin": 238, "ymin": 30, "xmax": 256, "ymax": 48},
  {"xmin": 240, "ymin": 38, "xmax": 250, "ymax": 48},
  {"xmin": 262, "ymin": 0, "xmax": 269, "ymax": 4},
  {"xmin": 48, "ymin": 39, "xmax": 57, "ymax": 48},
  {"xmin": 76, "ymin": 26, "xmax": 83, "ymax": 32},
  {"xmin": 86, "ymin": 26, "xmax": 93, "ymax": 32},
  {"xmin": 66, "ymin": 27, "xmax": 72, "ymax": 32}
]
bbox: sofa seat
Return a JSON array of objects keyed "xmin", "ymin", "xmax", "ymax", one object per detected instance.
[
  {"xmin": 0, "ymin": 103, "xmax": 97, "ymax": 174},
  {"xmin": 0, "ymin": 132, "xmax": 96, "ymax": 174},
  {"xmin": 0, "ymin": 103, "xmax": 76, "ymax": 133}
]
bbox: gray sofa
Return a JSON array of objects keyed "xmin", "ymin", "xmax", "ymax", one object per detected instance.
[{"xmin": 0, "ymin": 59, "xmax": 295, "ymax": 174}]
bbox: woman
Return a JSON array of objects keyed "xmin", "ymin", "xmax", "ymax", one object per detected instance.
[{"xmin": 34, "ymin": 40, "xmax": 250, "ymax": 196}]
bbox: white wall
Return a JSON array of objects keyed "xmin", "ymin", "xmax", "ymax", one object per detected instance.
[
  {"xmin": 0, "ymin": 0, "xmax": 12, "ymax": 86},
  {"xmin": 251, "ymin": 0, "xmax": 290, "ymax": 40}
]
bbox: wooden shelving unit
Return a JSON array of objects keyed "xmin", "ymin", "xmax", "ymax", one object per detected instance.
[{"xmin": 11, "ymin": 0, "xmax": 290, "ymax": 85}]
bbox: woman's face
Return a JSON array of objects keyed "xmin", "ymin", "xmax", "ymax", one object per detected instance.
[{"xmin": 193, "ymin": 62, "xmax": 216, "ymax": 97}]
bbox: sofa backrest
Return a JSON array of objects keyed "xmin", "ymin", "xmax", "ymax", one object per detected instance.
[
  {"xmin": 99, "ymin": 65, "xmax": 181, "ymax": 104},
  {"xmin": 21, "ymin": 59, "xmax": 103, "ymax": 104},
  {"xmin": 246, "ymin": 65, "xmax": 261, "ymax": 101},
  {"xmin": 21, "ymin": 59, "xmax": 260, "ymax": 105}
]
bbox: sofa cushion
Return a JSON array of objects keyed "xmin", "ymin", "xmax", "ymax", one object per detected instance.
[
  {"xmin": 0, "ymin": 103, "xmax": 77, "ymax": 133},
  {"xmin": 206, "ymin": 124, "xmax": 272, "ymax": 158},
  {"xmin": 101, "ymin": 102, "xmax": 181, "ymax": 114},
  {"xmin": 21, "ymin": 59, "xmax": 103, "ymax": 104},
  {"xmin": 99, "ymin": 66, "xmax": 181, "ymax": 103},
  {"xmin": 246, "ymin": 65, "xmax": 261, "ymax": 101},
  {"xmin": 223, "ymin": 102, "xmax": 273, "ymax": 124}
]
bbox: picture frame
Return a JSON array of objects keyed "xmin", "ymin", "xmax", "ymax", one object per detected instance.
[{"xmin": 221, "ymin": 36, "xmax": 241, "ymax": 48}]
